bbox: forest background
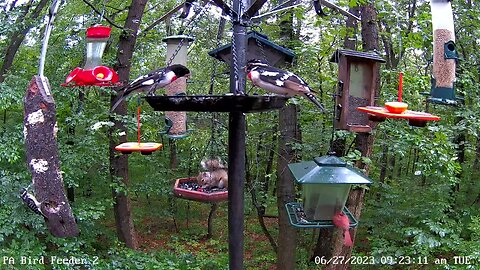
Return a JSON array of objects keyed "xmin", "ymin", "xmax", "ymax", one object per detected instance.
[{"xmin": 0, "ymin": 0, "xmax": 479, "ymax": 269}]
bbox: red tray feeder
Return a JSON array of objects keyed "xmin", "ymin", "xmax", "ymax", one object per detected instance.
[
  {"xmin": 61, "ymin": 25, "xmax": 119, "ymax": 87},
  {"xmin": 357, "ymin": 72, "xmax": 441, "ymax": 127},
  {"xmin": 357, "ymin": 106, "xmax": 440, "ymax": 127},
  {"xmin": 173, "ymin": 177, "xmax": 228, "ymax": 203},
  {"xmin": 115, "ymin": 142, "xmax": 162, "ymax": 155},
  {"xmin": 115, "ymin": 106, "xmax": 163, "ymax": 154}
]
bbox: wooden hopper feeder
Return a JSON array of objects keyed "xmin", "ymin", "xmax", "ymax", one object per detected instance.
[
  {"xmin": 208, "ymin": 30, "xmax": 295, "ymax": 67},
  {"xmin": 330, "ymin": 49, "xmax": 386, "ymax": 133},
  {"xmin": 173, "ymin": 177, "xmax": 228, "ymax": 203}
]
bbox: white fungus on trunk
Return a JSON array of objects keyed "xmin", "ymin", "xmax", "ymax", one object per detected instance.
[
  {"xmin": 26, "ymin": 109, "xmax": 45, "ymax": 125},
  {"xmin": 30, "ymin": 159, "xmax": 49, "ymax": 173}
]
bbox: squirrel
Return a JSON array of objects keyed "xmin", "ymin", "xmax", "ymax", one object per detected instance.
[{"xmin": 197, "ymin": 158, "xmax": 228, "ymax": 189}]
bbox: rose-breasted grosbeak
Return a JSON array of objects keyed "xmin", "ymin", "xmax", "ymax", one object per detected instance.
[
  {"xmin": 245, "ymin": 59, "xmax": 325, "ymax": 112},
  {"xmin": 111, "ymin": 64, "xmax": 190, "ymax": 111}
]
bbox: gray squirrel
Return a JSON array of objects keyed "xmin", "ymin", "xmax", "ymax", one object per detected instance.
[{"xmin": 196, "ymin": 158, "xmax": 228, "ymax": 189}]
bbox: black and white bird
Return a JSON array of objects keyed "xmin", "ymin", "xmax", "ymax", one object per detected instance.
[
  {"xmin": 111, "ymin": 64, "xmax": 191, "ymax": 111},
  {"xmin": 245, "ymin": 59, "xmax": 326, "ymax": 112},
  {"xmin": 20, "ymin": 188, "xmax": 47, "ymax": 219}
]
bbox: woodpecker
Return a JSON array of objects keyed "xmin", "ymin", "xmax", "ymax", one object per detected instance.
[
  {"xmin": 20, "ymin": 188, "xmax": 47, "ymax": 219},
  {"xmin": 245, "ymin": 59, "xmax": 326, "ymax": 112},
  {"xmin": 111, "ymin": 64, "xmax": 191, "ymax": 111}
]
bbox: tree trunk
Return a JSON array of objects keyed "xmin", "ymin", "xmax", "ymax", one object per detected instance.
[
  {"xmin": 24, "ymin": 76, "xmax": 79, "ymax": 237},
  {"xmin": 332, "ymin": 4, "xmax": 380, "ymax": 269},
  {"xmin": 312, "ymin": 5, "xmax": 359, "ymax": 265},
  {"xmin": 276, "ymin": 104, "xmax": 299, "ymax": 270},
  {"xmin": 108, "ymin": 0, "xmax": 148, "ymax": 249},
  {"xmin": 0, "ymin": 0, "xmax": 49, "ymax": 83}
]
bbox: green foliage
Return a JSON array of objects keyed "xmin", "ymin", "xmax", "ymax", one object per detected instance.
[{"xmin": 2, "ymin": 0, "xmax": 480, "ymax": 269}]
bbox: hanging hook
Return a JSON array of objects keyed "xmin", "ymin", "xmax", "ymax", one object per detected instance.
[{"xmin": 38, "ymin": 0, "xmax": 62, "ymax": 78}]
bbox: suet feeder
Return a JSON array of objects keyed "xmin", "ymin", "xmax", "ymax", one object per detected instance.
[
  {"xmin": 62, "ymin": 25, "xmax": 119, "ymax": 87},
  {"xmin": 208, "ymin": 31, "xmax": 295, "ymax": 67},
  {"xmin": 287, "ymin": 155, "xmax": 372, "ymax": 227},
  {"xmin": 426, "ymin": 0, "xmax": 459, "ymax": 105},
  {"xmin": 330, "ymin": 49, "xmax": 385, "ymax": 133}
]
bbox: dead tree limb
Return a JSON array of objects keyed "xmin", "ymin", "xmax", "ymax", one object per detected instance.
[{"xmin": 23, "ymin": 76, "xmax": 79, "ymax": 237}]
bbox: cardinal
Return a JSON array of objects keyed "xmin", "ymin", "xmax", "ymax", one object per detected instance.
[{"xmin": 332, "ymin": 211, "xmax": 353, "ymax": 247}]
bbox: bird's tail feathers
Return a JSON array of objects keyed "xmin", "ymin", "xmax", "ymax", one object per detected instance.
[
  {"xmin": 343, "ymin": 230, "xmax": 353, "ymax": 247},
  {"xmin": 304, "ymin": 92, "xmax": 326, "ymax": 112},
  {"xmin": 111, "ymin": 95, "xmax": 124, "ymax": 112}
]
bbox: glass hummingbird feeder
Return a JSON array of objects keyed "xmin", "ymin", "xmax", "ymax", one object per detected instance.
[
  {"xmin": 62, "ymin": 25, "xmax": 119, "ymax": 87},
  {"xmin": 286, "ymin": 155, "xmax": 372, "ymax": 228}
]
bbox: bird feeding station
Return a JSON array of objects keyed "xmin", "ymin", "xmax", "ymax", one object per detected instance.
[
  {"xmin": 208, "ymin": 31, "xmax": 295, "ymax": 67},
  {"xmin": 173, "ymin": 177, "xmax": 228, "ymax": 203},
  {"xmin": 115, "ymin": 105, "xmax": 163, "ymax": 154},
  {"xmin": 426, "ymin": 0, "xmax": 459, "ymax": 105},
  {"xmin": 62, "ymin": 25, "xmax": 119, "ymax": 87},
  {"xmin": 330, "ymin": 49, "xmax": 386, "ymax": 133},
  {"xmin": 145, "ymin": 31, "xmax": 294, "ymax": 113},
  {"xmin": 285, "ymin": 155, "xmax": 372, "ymax": 228}
]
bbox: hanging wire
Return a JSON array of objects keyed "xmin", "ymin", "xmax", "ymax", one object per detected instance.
[
  {"xmin": 165, "ymin": 1, "xmax": 210, "ymax": 67},
  {"xmin": 38, "ymin": 0, "xmax": 62, "ymax": 78},
  {"xmin": 137, "ymin": 96, "xmax": 142, "ymax": 144},
  {"xmin": 99, "ymin": 0, "xmax": 107, "ymax": 23},
  {"xmin": 327, "ymin": 91, "xmax": 339, "ymax": 155}
]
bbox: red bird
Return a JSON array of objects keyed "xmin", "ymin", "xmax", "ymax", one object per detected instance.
[{"xmin": 332, "ymin": 211, "xmax": 353, "ymax": 247}]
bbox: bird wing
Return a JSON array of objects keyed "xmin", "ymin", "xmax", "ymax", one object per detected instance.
[
  {"xmin": 123, "ymin": 67, "xmax": 166, "ymax": 93},
  {"xmin": 253, "ymin": 66, "xmax": 314, "ymax": 94}
]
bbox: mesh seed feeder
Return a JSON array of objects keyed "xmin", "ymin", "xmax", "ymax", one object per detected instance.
[
  {"xmin": 427, "ymin": 0, "xmax": 459, "ymax": 105},
  {"xmin": 161, "ymin": 35, "xmax": 194, "ymax": 138},
  {"xmin": 62, "ymin": 25, "xmax": 119, "ymax": 87},
  {"xmin": 286, "ymin": 155, "xmax": 372, "ymax": 228}
]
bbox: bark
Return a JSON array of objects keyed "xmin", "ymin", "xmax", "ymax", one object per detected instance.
[
  {"xmin": 276, "ymin": 104, "xmax": 299, "ymax": 270},
  {"xmin": 246, "ymin": 147, "xmax": 278, "ymax": 252},
  {"xmin": 24, "ymin": 76, "xmax": 79, "ymax": 237},
  {"xmin": 312, "ymin": 4, "xmax": 358, "ymax": 264},
  {"xmin": 108, "ymin": 0, "xmax": 148, "ymax": 249},
  {"xmin": 0, "ymin": 0, "xmax": 49, "ymax": 83},
  {"xmin": 276, "ymin": 3, "xmax": 298, "ymax": 268}
]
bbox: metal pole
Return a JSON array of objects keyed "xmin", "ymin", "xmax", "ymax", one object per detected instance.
[{"xmin": 228, "ymin": 0, "xmax": 248, "ymax": 269}]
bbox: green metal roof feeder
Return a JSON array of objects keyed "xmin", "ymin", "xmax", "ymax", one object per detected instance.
[{"xmin": 286, "ymin": 155, "xmax": 372, "ymax": 228}]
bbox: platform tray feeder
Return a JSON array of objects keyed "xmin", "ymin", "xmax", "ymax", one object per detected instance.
[
  {"xmin": 285, "ymin": 202, "xmax": 357, "ymax": 229},
  {"xmin": 357, "ymin": 106, "xmax": 441, "ymax": 127},
  {"xmin": 173, "ymin": 177, "xmax": 228, "ymax": 203},
  {"xmin": 287, "ymin": 155, "xmax": 372, "ymax": 228},
  {"xmin": 145, "ymin": 95, "xmax": 289, "ymax": 113},
  {"xmin": 114, "ymin": 142, "xmax": 163, "ymax": 155}
]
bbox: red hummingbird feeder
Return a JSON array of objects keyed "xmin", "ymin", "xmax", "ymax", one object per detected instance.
[{"xmin": 62, "ymin": 25, "xmax": 119, "ymax": 87}]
